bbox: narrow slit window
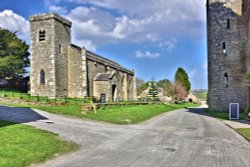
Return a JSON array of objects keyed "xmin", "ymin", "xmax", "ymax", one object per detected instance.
[
  {"xmin": 59, "ymin": 44, "xmax": 62, "ymax": 54},
  {"xmin": 227, "ymin": 19, "xmax": 230, "ymax": 29},
  {"xmin": 39, "ymin": 30, "xmax": 46, "ymax": 41},
  {"xmin": 223, "ymin": 42, "xmax": 226, "ymax": 56},
  {"xmin": 40, "ymin": 69, "xmax": 45, "ymax": 85},
  {"xmin": 224, "ymin": 73, "xmax": 228, "ymax": 87}
]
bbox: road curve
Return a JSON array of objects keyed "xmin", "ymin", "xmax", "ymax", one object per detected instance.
[{"xmin": 1, "ymin": 106, "xmax": 250, "ymax": 167}]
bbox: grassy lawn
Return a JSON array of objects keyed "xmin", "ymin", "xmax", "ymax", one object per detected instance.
[
  {"xmin": 0, "ymin": 103, "xmax": 199, "ymax": 124},
  {"xmin": 0, "ymin": 120, "xmax": 79, "ymax": 167},
  {"xmin": 236, "ymin": 128, "xmax": 250, "ymax": 141},
  {"xmin": 204, "ymin": 109, "xmax": 247, "ymax": 120}
]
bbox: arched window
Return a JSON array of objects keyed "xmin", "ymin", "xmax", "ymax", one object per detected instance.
[
  {"xmin": 224, "ymin": 73, "xmax": 228, "ymax": 87},
  {"xmin": 40, "ymin": 69, "xmax": 45, "ymax": 85}
]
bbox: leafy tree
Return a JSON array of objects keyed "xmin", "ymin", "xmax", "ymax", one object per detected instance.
[
  {"xmin": 0, "ymin": 28, "xmax": 29, "ymax": 79},
  {"xmin": 137, "ymin": 81, "xmax": 149, "ymax": 96},
  {"xmin": 174, "ymin": 67, "xmax": 191, "ymax": 93},
  {"xmin": 170, "ymin": 82, "xmax": 188, "ymax": 101},
  {"xmin": 157, "ymin": 79, "xmax": 172, "ymax": 96}
]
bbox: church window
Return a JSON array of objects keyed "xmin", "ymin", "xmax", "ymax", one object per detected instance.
[
  {"xmin": 39, "ymin": 30, "xmax": 46, "ymax": 41},
  {"xmin": 40, "ymin": 69, "xmax": 45, "ymax": 85},
  {"xmin": 227, "ymin": 19, "xmax": 230, "ymax": 29},
  {"xmin": 224, "ymin": 73, "xmax": 228, "ymax": 87},
  {"xmin": 59, "ymin": 44, "xmax": 62, "ymax": 54},
  {"xmin": 223, "ymin": 42, "xmax": 226, "ymax": 56}
]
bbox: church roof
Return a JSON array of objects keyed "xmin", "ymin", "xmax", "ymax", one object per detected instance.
[{"xmin": 94, "ymin": 73, "xmax": 112, "ymax": 81}]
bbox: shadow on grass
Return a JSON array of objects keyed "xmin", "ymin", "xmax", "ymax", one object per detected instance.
[{"xmin": 0, "ymin": 105, "xmax": 47, "ymax": 126}]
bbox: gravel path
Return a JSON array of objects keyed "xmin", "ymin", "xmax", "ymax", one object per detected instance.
[{"xmin": 1, "ymin": 105, "xmax": 250, "ymax": 167}]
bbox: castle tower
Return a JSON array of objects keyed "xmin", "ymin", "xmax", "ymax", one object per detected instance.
[
  {"xmin": 30, "ymin": 13, "xmax": 72, "ymax": 98},
  {"xmin": 207, "ymin": 0, "xmax": 248, "ymax": 111}
]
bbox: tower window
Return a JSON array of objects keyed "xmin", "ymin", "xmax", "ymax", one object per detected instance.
[
  {"xmin": 39, "ymin": 30, "xmax": 46, "ymax": 41},
  {"xmin": 223, "ymin": 42, "xmax": 226, "ymax": 56},
  {"xmin": 40, "ymin": 69, "xmax": 45, "ymax": 85},
  {"xmin": 227, "ymin": 19, "xmax": 230, "ymax": 29},
  {"xmin": 224, "ymin": 73, "xmax": 228, "ymax": 87},
  {"xmin": 59, "ymin": 44, "xmax": 62, "ymax": 54}
]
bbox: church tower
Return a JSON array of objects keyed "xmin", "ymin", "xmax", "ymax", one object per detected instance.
[
  {"xmin": 207, "ymin": 0, "xmax": 248, "ymax": 111},
  {"xmin": 30, "ymin": 13, "xmax": 72, "ymax": 98}
]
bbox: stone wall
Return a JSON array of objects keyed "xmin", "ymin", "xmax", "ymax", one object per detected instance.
[
  {"xmin": 68, "ymin": 45, "xmax": 87, "ymax": 98},
  {"xmin": 207, "ymin": 0, "xmax": 248, "ymax": 111},
  {"xmin": 30, "ymin": 13, "xmax": 71, "ymax": 98},
  {"xmin": 30, "ymin": 14, "xmax": 56, "ymax": 97},
  {"xmin": 86, "ymin": 51, "xmax": 135, "ymax": 100}
]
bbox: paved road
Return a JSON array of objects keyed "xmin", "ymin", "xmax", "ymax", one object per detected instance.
[{"xmin": 1, "ymin": 105, "xmax": 250, "ymax": 167}]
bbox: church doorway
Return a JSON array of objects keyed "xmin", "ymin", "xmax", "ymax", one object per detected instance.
[{"xmin": 112, "ymin": 85, "xmax": 117, "ymax": 101}]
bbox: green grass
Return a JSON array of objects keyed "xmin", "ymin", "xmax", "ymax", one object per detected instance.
[
  {"xmin": 0, "ymin": 120, "xmax": 79, "ymax": 167},
  {"xmin": 204, "ymin": 109, "xmax": 247, "ymax": 120},
  {"xmin": 0, "ymin": 103, "xmax": 199, "ymax": 124},
  {"xmin": 236, "ymin": 128, "xmax": 250, "ymax": 140}
]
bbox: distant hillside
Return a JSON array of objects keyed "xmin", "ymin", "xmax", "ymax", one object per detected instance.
[{"xmin": 191, "ymin": 89, "xmax": 207, "ymax": 100}]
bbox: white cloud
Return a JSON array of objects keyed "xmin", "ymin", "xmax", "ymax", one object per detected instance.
[
  {"xmin": 134, "ymin": 50, "xmax": 160, "ymax": 59},
  {"xmin": 0, "ymin": 10, "xmax": 29, "ymax": 42},
  {"xmin": 48, "ymin": 5, "xmax": 68, "ymax": 14},
  {"xmin": 190, "ymin": 69, "xmax": 198, "ymax": 78},
  {"xmin": 48, "ymin": 0, "xmax": 206, "ymax": 49}
]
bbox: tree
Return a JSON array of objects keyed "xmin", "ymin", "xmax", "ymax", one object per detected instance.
[
  {"xmin": 170, "ymin": 82, "xmax": 188, "ymax": 101},
  {"xmin": 157, "ymin": 79, "xmax": 172, "ymax": 96},
  {"xmin": 0, "ymin": 28, "xmax": 29, "ymax": 79},
  {"xmin": 148, "ymin": 81, "xmax": 159, "ymax": 101},
  {"xmin": 174, "ymin": 67, "xmax": 191, "ymax": 93}
]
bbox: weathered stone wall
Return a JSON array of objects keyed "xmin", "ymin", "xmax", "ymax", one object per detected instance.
[
  {"xmin": 54, "ymin": 18, "xmax": 71, "ymax": 97},
  {"xmin": 30, "ymin": 15, "xmax": 56, "ymax": 97},
  {"xmin": 68, "ymin": 46, "xmax": 87, "ymax": 98},
  {"xmin": 207, "ymin": 0, "xmax": 248, "ymax": 111},
  {"xmin": 93, "ymin": 81, "xmax": 110, "ymax": 100},
  {"xmin": 86, "ymin": 51, "xmax": 135, "ymax": 100},
  {"xmin": 30, "ymin": 13, "xmax": 71, "ymax": 98}
]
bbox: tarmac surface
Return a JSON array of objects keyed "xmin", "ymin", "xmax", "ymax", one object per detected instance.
[{"xmin": 1, "ymin": 105, "xmax": 250, "ymax": 167}]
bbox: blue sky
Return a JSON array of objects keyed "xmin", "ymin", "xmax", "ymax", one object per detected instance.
[{"xmin": 0, "ymin": 0, "xmax": 207, "ymax": 89}]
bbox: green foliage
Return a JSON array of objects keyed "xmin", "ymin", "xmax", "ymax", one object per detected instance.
[
  {"xmin": 174, "ymin": 67, "xmax": 191, "ymax": 92},
  {"xmin": 192, "ymin": 90, "xmax": 207, "ymax": 99},
  {"xmin": 0, "ymin": 28, "xmax": 29, "ymax": 78},
  {"xmin": 137, "ymin": 81, "xmax": 149, "ymax": 95},
  {"xmin": 157, "ymin": 79, "xmax": 172, "ymax": 96},
  {"xmin": 204, "ymin": 109, "xmax": 247, "ymax": 120},
  {"xmin": 148, "ymin": 82, "xmax": 159, "ymax": 100},
  {"xmin": 0, "ymin": 120, "xmax": 78, "ymax": 167}
]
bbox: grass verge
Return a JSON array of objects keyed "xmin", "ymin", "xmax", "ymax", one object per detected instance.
[
  {"xmin": 0, "ymin": 103, "xmax": 198, "ymax": 124},
  {"xmin": 204, "ymin": 109, "xmax": 247, "ymax": 120},
  {"xmin": 0, "ymin": 120, "xmax": 79, "ymax": 167},
  {"xmin": 236, "ymin": 128, "xmax": 250, "ymax": 141}
]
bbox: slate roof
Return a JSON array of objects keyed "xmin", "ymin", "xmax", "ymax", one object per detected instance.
[{"xmin": 94, "ymin": 73, "xmax": 111, "ymax": 81}]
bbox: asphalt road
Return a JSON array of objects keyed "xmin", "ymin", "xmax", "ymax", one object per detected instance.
[{"xmin": 1, "ymin": 105, "xmax": 250, "ymax": 167}]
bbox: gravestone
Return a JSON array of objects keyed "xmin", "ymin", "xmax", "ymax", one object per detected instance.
[{"xmin": 100, "ymin": 94, "xmax": 106, "ymax": 103}]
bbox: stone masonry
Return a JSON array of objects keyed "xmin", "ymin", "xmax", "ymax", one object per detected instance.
[
  {"xmin": 30, "ymin": 13, "xmax": 136, "ymax": 101},
  {"xmin": 207, "ymin": 0, "xmax": 250, "ymax": 111}
]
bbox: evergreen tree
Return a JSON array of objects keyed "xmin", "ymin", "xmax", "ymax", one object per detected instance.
[
  {"xmin": 148, "ymin": 81, "xmax": 159, "ymax": 101},
  {"xmin": 174, "ymin": 67, "xmax": 191, "ymax": 93},
  {"xmin": 0, "ymin": 28, "xmax": 29, "ymax": 79}
]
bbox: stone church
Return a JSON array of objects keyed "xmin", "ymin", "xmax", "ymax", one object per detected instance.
[
  {"xmin": 207, "ymin": 0, "xmax": 250, "ymax": 111},
  {"xmin": 29, "ymin": 13, "xmax": 136, "ymax": 101}
]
